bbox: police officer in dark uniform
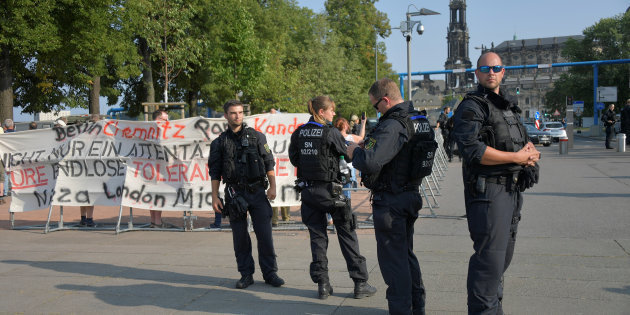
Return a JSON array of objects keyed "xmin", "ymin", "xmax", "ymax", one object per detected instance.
[
  {"xmin": 437, "ymin": 106, "xmax": 454, "ymax": 161},
  {"xmin": 209, "ymin": 100, "xmax": 284, "ymax": 289},
  {"xmin": 347, "ymin": 79, "xmax": 434, "ymax": 315},
  {"xmin": 621, "ymin": 99, "xmax": 630, "ymax": 144},
  {"xmin": 288, "ymin": 95, "xmax": 376, "ymax": 300},
  {"xmin": 452, "ymin": 52, "xmax": 540, "ymax": 314}
]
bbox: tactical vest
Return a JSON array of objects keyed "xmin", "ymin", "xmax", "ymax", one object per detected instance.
[
  {"xmin": 219, "ymin": 127, "xmax": 267, "ymax": 185},
  {"xmin": 465, "ymin": 92, "xmax": 528, "ymax": 176},
  {"xmin": 362, "ymin": 109, "xmax": 435, "ymax": 193},
  {"xmin": 295, "ymin": 121, "xmax": 338, "ymax": 182}
]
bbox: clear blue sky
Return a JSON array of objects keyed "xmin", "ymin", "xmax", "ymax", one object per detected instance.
[
  {"xmin": 14, "ymin": 0, "xmax": 628, "ymax": 122},
  {"xmin": 298, "ymin": 0, "xmax": 627, "ymax": 73}
]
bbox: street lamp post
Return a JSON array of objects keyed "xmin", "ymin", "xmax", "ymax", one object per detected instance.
[{"xmin": 399, "ymin": 5, "xmax": 439, "ymax": 101}]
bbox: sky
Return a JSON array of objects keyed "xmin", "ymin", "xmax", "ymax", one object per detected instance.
[
  {"xmin": 13, "ymin": 0, "xmax": 628, "ymax": 122},
  {"xmin": 297, "ymin": 0, "xmax": 628, "ymax": 73}
]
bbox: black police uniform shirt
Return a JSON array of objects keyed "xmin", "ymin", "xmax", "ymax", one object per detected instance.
[
  {"xmin": 208, "ymin": 124, "xmax": 275, "ymax": 183},
  {"xmin": 452, "ymin": 85, "xmax": 519, "ymax": 167},
  {"xmin": 351, "ymin": 102, "xmax": 411, "ymax": 176},
  {"xmin": 288, "ymin": 118, "xmax": 347, "ymax": 175}
]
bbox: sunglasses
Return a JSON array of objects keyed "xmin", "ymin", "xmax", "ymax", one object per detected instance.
[
  {"xmin": 373, "ymin": 97, "xmax": 385, "ymax": 110},
  {"xmin": 478, "ymin": 65, "xmax": 504, "ymax": 73}
]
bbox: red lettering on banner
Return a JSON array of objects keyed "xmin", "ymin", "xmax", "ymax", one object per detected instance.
[
  {"xmin": 253, "ymin": 118, "xmax": 267, "ymax": 133},
  {"xmin": 189, "ymin": 163, "xmax": 208, "ymax": 181},
  {"xmin": 132, "ymin": 161, "xmax": 143, "ymax": 177},
  {"xmin": 160, "ymin": 121, "xmax": 173, "ymax": 139},
  {"xmin": 254, "ymin": 117, "xmax": 301, "ymax": 135},
  {"xmin": 103, "ymin": 121, "xmax": 119, "ymax": 136},
  {"xmin": 155, "ymin": 164, "xmax": 167, "ymax": 182},
  {"xmin": 275, "ymin": 158, "xmax": 290, "ymax": 177},
  {"xmin": 11, "ymin": 166, "xmax": 49, "ymax": 190},
  {"xmin": 172, "ymin": 124, "xmax": 185, "ymax": 139}
]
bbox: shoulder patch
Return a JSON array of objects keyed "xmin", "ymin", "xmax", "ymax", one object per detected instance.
[
  {"xmin": 364, "ymin": 137, "xmax": 376, "ymax": 150},
  {"xmin": 264, "ymin": 143, "xmax": 271, "ymax": 153}
]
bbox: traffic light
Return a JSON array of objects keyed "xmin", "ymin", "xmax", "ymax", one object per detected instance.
[
  {"xmin": 516, "ymin": 87, "xmax": 520, "ymax": 95},
  {"xmin": 566, "ymin": 96, "xmax": 573, "ymax": 106}
]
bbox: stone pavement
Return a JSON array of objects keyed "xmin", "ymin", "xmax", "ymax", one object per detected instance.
[{"xmin": 0, "ymin": 135, "xmax": 629, "ymax": 314}]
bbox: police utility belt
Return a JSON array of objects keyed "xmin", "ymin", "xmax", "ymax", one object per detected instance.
[
  {"xmin": 227, "ymin": 179, "xmax": 267, "ymax": 193},
  {"xmin": 474, "ymin": 173, "xmax": 519, "ymax": 193}
]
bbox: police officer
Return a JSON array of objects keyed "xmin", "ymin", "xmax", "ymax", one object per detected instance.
[
  {"xmin": 437, "ymin": 106, "xmax": 454, "ymax": 161},
  {"xmin": 209, "ymin": 100, "xmax": 284, "ymax": 289},
  {"xmin": 451, "ymin": 52, "xmax": 540, "ymax": 314},
  {"xmin": 288, "ymin": 95, "xmax": 376, "ymax": 300},
  {"xmin": 347, "ymin": 79, "xmax": 432, "ymax": 315}
]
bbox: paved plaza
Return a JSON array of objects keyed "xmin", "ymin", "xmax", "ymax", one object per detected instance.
[{"xmin": 0, "ymin": 135, "xmax": 629, "ymax": 314}]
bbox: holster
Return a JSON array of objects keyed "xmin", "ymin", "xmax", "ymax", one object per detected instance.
[{"xmin": 225, "ymin": 187, "xmax": 249, "ymax": 221}]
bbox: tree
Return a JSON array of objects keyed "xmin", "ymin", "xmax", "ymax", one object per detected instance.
[
  {"xmin": 141, "ymin": 0, "xmax": 201, "ymax": 103},
  {"xmin": 0, "ymin": 0, "xmax": 60, "ymax": 120},
  {"xmin": 546, "ymin": 11, "xmax": 629, "ymax": 117}
]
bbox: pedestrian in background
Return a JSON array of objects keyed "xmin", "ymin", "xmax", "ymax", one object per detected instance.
[
  {"xmin": 620, "ymin": 99, "xmax": 630, "ymax": 145},
  {"xmin": 601, "ymin": 104, "xmax": 616, "ymax": 149}
]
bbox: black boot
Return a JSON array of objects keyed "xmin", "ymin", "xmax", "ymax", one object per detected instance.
[
  {"xmin": 235, "ymin": 274, "xmax": 254, "ymax": 289},
  {"xmin": 318, "ymin": 280, "xmax": 333, "ymax": 300},
  {"xmin": 353, "ymin": 281, "xmax": 377, "ymax": 299}
]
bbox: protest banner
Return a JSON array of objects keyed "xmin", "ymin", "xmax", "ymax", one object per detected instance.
[{"xmin": 0, "ymin": 113, "xmax": 310, "ymax": 212}]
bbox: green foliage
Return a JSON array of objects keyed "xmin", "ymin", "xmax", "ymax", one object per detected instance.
[
  {"xmin": 3, "ymin": 0, "xmax": 397, "ymax": 121},
  {"xmin": 546, "ymin": 11, "xmax": 630, "ymax": 116}
]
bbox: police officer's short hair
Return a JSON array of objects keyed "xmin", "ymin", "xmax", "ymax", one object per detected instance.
[
  {"xmin": 368, "ymin": 78, "xmax": 401, "ymax": 100},
  {"xmin": 29, "ymin": 122, "xmax": 38, "ymax": 130},
  {"xmin": 223, "ymin": 100, "xmax": 243, "ymax": 113},
  {"xmin": 152, "ymin": 109, "xmax": 167, "ymax": 120}
]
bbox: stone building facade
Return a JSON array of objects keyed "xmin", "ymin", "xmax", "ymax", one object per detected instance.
[
  {"xmin": 444, "ymin": 0, "xmax": 475, "ymax": 92},
  {"xmin": 481, "ymin": 35, "xmax": 584, "ymax": 118}
]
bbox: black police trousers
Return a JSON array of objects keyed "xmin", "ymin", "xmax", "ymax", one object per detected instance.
[
  {"xmin": 372, "ymin": 190, "xmax": 425, "ymax": 315},
  {"xmin": 300, "ymin": 184, "xmax": 368, "ymax": 284},
  {"xmin": 227, "ymin": 187, "xmax": 278, "ymax": 280},
  {"xmin": 442, "ymin": 130, "xmax": 453, "ymax": 160},
  {"xmin": 464, "ymin": 181, "xmax": 522, "ymax": 315},
  {"xmin": 605, "ymin": 125, "xmax": 615, "ymax": 148}
]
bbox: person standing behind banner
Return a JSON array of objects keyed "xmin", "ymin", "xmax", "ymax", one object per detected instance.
[
  {"xmin": 452, "ymin": 52, "xmax": 540, "ymax": 314},
  {"xmin": 289, "ymin": 95, "xmax": 376, "ymax": 300},
  {"xmin": 347, "ymin": 78, "xmax": 428, "ymax": 315},
  {"xmin": 149, "ymin": 110, "xmax": 169, "ymax": 228},
  {"xmin": 78, "ymin": 114, "xmax": 102, "ymax": 227},
  {"xmin": 209, "ymin": 100, "xmax": 284, "ymax": 289}
]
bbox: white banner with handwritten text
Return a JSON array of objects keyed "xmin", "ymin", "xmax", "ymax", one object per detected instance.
[{"xmin": 0, "ymin": 114, "xmax": 309, "ymax": 212}]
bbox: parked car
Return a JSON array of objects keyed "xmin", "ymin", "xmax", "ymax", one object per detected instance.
[
  {"xmin": 541, "ymin": 121, "xmax": 567, "ymax": 142},
  {"xmin": 524, "ymin": 123, "xmax": 552, "ymax": 146}
]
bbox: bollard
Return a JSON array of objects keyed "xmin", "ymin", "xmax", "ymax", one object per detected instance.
[
  {"xmin": 618, "ymin": 133, "xmax": 626, "ymax": 152},
  {"xmin": 559, "ymin": 137, "xmax": 568, "ymax": 155}
]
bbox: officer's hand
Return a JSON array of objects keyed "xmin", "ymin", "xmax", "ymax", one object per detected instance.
[
  {"xmin": 346, "ymin": 142, "xmax": 360, "ymax": 159},
  {"xmin": 212, "ymin": 198, "xmax": 223, "ymax": 213},
  {"xmin": 266, "ymin": 188, "xmax": 277, "ymax": 201}
]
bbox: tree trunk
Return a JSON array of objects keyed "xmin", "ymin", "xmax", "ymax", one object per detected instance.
[
  {"xmin": 138, "ymin": 37, "xmax": 155, "ymax": 103},
  {"xmin": 188, "ymin": 90, "xmax": 198, "ymax": 117},
  {"xmin": 88, "ymin": 75, "xmax": 100, "ymax": 115},
  {"xmin": 0, "ymin": 45, "xmax": 14, "ymax": 121}
]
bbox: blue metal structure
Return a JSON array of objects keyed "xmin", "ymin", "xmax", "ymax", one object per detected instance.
[{"xmin": 398, "ymin": 59, "xmax": 630, "ymax": 125}]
